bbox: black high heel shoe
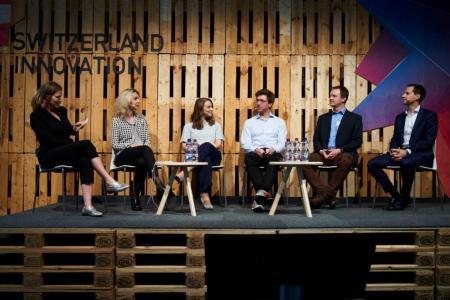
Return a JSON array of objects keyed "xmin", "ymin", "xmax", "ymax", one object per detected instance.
[{"xmin": 131, "ymin": 196, "xmax": 142, "ymax": 211}]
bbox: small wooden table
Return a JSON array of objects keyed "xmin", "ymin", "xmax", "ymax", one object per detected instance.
[
  {"xmin": 268, "ymin": 161, "xmax": 323, "ymax": 217},
  {"xmin": 155, "ymin": 161, "xmax": 208, "ymax": 217}
]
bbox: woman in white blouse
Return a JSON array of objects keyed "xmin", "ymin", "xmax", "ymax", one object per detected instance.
[
  {"xmin": 111, "ymin": 88, "xmax": 165, "ymax": 210},
  {"xmin": 176, "ymin": 98, "xmax": 224, "ymax": 209}
]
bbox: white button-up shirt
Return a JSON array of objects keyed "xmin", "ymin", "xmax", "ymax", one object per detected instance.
[
  {"xmin": 241, "ymin": 113, "xmax": 287, "ymax": 153},
  {"xmin": 403, "ymin": 105, "xmax": 420, "ymax": 149}
]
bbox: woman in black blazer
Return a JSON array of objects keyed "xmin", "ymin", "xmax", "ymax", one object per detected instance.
[{"xmin": 30, "ymin": 81, "xmax": 129, "ymax": 217}]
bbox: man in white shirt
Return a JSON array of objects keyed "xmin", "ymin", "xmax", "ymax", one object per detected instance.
[
  {"xmin": 241, "ymin": 89, "xmax": 287, "ymax": 212},
  {"xmin": 368, "ymin": 84, "xmax": 438, "ymax": 210}
]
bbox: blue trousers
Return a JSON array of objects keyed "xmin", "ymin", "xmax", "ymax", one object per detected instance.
[
  {"xmin": 197, "ymin": 143, "xmax": 222, "ymax": 193},
  {"xmin": 367, "ymin": 151, "xmax": 433, "ymax": 198}
]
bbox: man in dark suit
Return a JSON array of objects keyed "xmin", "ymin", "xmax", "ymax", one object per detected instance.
[
  {"xmin": 368, "ymin": 84, "xmax": 438, "ymax": 210},
  {"xmin": 303, "ymin": 86, "xmax": 363, "ymax": 209}
]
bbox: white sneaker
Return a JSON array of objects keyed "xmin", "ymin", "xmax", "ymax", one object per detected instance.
[{"xmin": 251, "ymin": 200, "xmax": 265, "ymax": 213}]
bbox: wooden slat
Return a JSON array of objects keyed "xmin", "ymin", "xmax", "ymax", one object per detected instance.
[
  {"xmin": 0, "ymin": 153, "xmax": 8, "ymax": 215},
  {"xmin": 376, "ymin": 245, "xmax": 435, "ymax": 253},
  {"xmin": 365, "ymin": 283, "xmax": 433, "ymax": 292},
  {"xmin": 278, "ymin": 0, "xmax": 291, "ymax": 54},
  {"xmin": 371, "ymin": 264, "xmax": 433, "ymax": 272},
  {"xmin": 356, "ymin": 2, "xmax": 369, "ymax": 54},
  {"xmin": 24, "ymin": 54, "xmax": 38, "ymax": 154},
  {"xmin": 318, "ymin": 0, "xmax": 331, "ymax": 54},
  {"xmin": 26, "ymin": 0, "xmax": 39, "ymax": 53},
  {"xmin": 81, "ymin": 0, "xmax": 94, "ymax": 54},
  {"xmin": 91, "ymin": 54, "xmax": 105, "ymax": 152},
  {"xmin": 291, "ymin": 0, "xmax": 305, "ymax": 55},
  {"xmin": 116, "ymin": 265, "xmax": 205, "ymax": 273},
  {"xmin": 332, "ymin": 0, "xmax": 344, "ymax": 55},
  {"xmin": 0, "ymin": 55, "xmax": 9, "ymax": 152},
  {"xmin": 157, "ymin": 54, "xmax": 170, "ymax": 153},
  {"xmin": 0, "ymin": 246, "xmax": 113, "ymax": 254},
  {"xmin": 213, "ymin": 0, "xmax": 226, "ymax": 54},
  {"xmin": 144, "ymin": 54, "xmax": 159, "ymax": 153},
  {"xmin": 186, "ymin": 0, "xmax": 198, "ymax": 54},
  {"xmin": 117, "ymin": 285, "xmax": 206, "ymax": 293},
  {"xmin": 345, "ymin": 0, "xmax": 357, "ymax": 54},
  {"xmin": 119, "ymin": 0, "xmax": 133, "ymax": 54},
  {"xmin": 225, "ymin": 0, "xmax": 237, "ymax": 54},
  {"xmin": 9, "ymin": 153, "xmax": 24, "ymax": 214},
  {"xmin": 53, "ymin": 0, "xmax": 67, "ymax": 54},
  {"xmin": 10, "ymin": 54, "xmax": 25, "ymax": 153}
]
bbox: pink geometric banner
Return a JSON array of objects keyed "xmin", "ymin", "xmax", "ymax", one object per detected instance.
[{"xmin": 356, "ymin": 31, "xmax": 409, "ymax": 85}]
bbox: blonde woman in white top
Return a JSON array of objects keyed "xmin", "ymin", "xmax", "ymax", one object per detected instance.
[{"xmin": 111, "ymin": 88, "xmax": 165, "ymax": 210}]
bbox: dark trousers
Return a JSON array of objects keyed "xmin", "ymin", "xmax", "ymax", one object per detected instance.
[
  {"xmin": 197, "ymin": 143, "xmax": 222, "ymax": 194},
  {"xmin": 244, "ymin": 152, "xmax": 283, "ymax": 192},
  {"xmin": 115, "ymin": 145, "xmax": 157, "ymax": 196},
  {"xmin": 302, "ymin": 152, "xmax": 354, "ymax": 196},
  {"xmin": 39, "ymin": 140, "xmax": 98, "ymax": 185},
  {"xmin": 367, "ymin": 152, "xmax": 433, "ymax": 198}
]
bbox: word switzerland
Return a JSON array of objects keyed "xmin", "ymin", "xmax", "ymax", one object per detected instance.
[{"xmin": 12, "ymin": 33, "xmax": 164, "ymax": 75}]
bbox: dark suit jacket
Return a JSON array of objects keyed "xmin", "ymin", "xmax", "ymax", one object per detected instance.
[
  {"xmin": 390, "ymin": 107, "xmax": 438, "ymax": 156},
  {"xmin": 313, "ymin": 110, "xmax": 363, "ymax": 161}
]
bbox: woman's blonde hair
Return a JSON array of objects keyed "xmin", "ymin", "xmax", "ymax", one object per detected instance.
[
  {"xmin": 115, "ymin": 88, "xmax": 140, "ymax": 118},
  {"xmin": 31, "ymin": 81, "xmax": 63, "ymax": 111}
]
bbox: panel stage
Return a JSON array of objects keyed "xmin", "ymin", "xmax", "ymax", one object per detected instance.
[
  {"xmin": 0, "ymin": 198, "xmax": 447, "ymax": 229},
  {"xmin": 0, "ymin": 198, "xmax": 449, "ymax": 300}
]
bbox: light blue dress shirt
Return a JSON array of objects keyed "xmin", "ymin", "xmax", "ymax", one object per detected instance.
[
  {"xmin": 327, "ymin": 108, "xmax": 346, "ymax": 149},
  {"xmin": 241, "ymin": 114, "xmax": 287, "ymax": 153}
]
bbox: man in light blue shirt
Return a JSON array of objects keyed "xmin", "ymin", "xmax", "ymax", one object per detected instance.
[
  {"xmin": 327, "ymin": 108, "xmax": 346, "ymax": 149},
  {"xmin": 241, "ymin": 89, "xmax": 287, "ymax": 212}
]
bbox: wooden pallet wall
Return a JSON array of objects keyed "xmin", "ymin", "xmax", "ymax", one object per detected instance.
[{"xmin": 0, "ymin": 0, "xmax": 441, "ymax": 215}]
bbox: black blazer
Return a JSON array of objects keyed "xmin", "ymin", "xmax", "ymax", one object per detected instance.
[
  {"xmin": 30, "ymin": 107, "xmax": 77, "ymax": 160},
  {"xmin": 313, "ymin": 110, "xmax": 363, "ymax": 161},
  {"xmin": 390, "ymin": 107, "xmax": 438, "ymax": 155}
]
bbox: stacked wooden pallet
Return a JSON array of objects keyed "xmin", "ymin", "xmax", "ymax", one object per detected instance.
[
  {"xmin": 365, "ymin": 230, "xmax": 436, "ymax": 299},
  {"xmin": 116, "ymin": 229, "xmax": 206, "ymax": 300},
  {"xmin": 436, "ymin": 230, "xmax": 450, "ymax": 300},
  {"xmin": 0, "ymin": 229, "xmax": 116, "ymax": 300}
]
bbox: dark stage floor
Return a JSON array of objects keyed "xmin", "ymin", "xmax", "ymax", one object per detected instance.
[{"xmin": 0, "ymin": 197, "xmax": 448, "ymax": 229}]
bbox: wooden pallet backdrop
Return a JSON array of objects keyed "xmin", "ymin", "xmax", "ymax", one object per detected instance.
[{"xmin": 0, "ymin": 0, "xmax": 441, "ymax": 215}]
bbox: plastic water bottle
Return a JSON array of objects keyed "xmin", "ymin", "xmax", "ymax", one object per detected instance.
[
  {"xmin": 293, "ymin": 138, "xmax": 300, "ymax": 161},
  {"xmin": 284, "ymin": 138, "xmax": 292, "ymax": 161},
  {"xmin": 185, "ymin": 139, "xmax": 192, "ymax": 162},
  {"xmin": 301, "ymin": 138, "xmax": 309, "ymax": 161},
  {"xmin": 192, "ymin": 139, "xmax": 199, "ymax": 162}
]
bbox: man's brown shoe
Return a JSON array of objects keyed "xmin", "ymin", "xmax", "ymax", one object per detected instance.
[
  {"xmin": 309, "ymin": 197, "xmax": 324, "ymax": 209},
  {"xmin": 310, "ymin": 187, "xmax": 331, "ymax": 209}
]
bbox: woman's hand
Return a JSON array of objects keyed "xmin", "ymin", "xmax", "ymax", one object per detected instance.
[
  {"xmin": 214, "ymin": 139, "xmax": 223, "ymax": 149},
  {"xmin": 73, "ymin": 118, "xmax": 88, "ymax": 132}
]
